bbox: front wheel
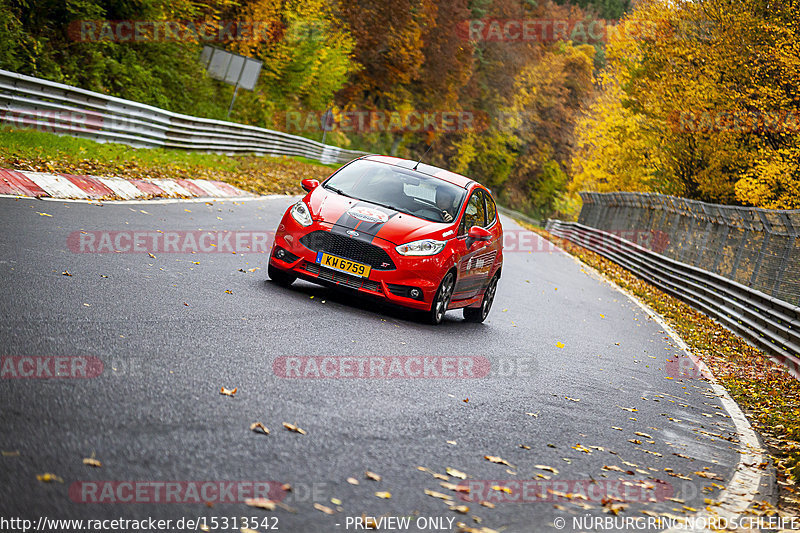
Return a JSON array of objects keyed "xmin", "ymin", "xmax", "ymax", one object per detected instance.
[
  {"xmin": 427, "ymin": 271, "xmax": 455, "ymax": 325},
  {"xmin": 464, "ymin": 273, "xmax": 499, "ymax": 323},
  {"xmin": 268, "ymin": 263, "xmax": 296, "ymax": 287}
]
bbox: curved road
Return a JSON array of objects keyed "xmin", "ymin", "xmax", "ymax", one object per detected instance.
[{"xmin": 0, "ymin": 196, "xmax": 760, "ymax": 532}]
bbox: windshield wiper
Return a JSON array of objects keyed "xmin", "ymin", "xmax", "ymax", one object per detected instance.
[{"xmin": 325, "ymin": 185, "xmax": 356, "ymax": 200}]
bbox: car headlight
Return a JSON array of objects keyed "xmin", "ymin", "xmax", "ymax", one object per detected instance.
[
  {"xmin": 290, "ymin": 201, "xmax": 312, "ymax": 227},
  {"xmin": 395, "ymin": 239, "xmax": 446, "ymax": 256}
]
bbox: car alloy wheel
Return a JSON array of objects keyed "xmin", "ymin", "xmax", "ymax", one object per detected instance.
[{"xmin": 429, "ymin": 272, "xmax": 455, "ymax": 325}]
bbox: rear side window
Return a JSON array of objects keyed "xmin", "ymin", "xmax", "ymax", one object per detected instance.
[{"xmin": 484, "ymin": 192, "xmax": 497, "ymax": 226}]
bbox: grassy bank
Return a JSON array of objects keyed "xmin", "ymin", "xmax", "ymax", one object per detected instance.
[
  {"xmin": 525, "ymin": 223, "xmax": 800, "ymax": 513},
  {"xmin": 0, "ymin": 127, "xmax": 336, "ymax": 195}
]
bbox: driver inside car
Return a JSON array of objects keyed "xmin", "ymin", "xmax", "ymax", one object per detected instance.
[{"xmin": 435, "ymin": 187, "xmax": 456, "ymax": 222}]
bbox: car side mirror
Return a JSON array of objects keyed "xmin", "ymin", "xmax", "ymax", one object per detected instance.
[
  {"xmin": 301, "ymin": 179, "xmax": 320, "ymax": 193},
  {"xmin": 466, "ymin": 226, "xmax": 491, "ymax": 248}
]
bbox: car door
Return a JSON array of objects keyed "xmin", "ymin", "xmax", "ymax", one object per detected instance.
[{"xmin": 453, "ymin": 190, "xmax": 492, "ymax": 301}]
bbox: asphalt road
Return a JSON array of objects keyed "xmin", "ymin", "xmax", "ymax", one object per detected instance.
[{"xmin": 0, "ymin": 195, "xmax": 751, "ymax": 532}]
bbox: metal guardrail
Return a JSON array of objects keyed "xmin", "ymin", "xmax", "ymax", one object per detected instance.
[
  {"xmin": 0, "ymin": 69, "xmax": 369, "ymax": 165},
  {"xmin": 497, "ymin": 205, "xmax": 541, "ymax": 227},
  {"xmin": 578, "ymin": 191, "xmax": 800, "ymax": 307},
  {"xmin": 545, "ymin": 220, "xmax": 800, "ymax": 380}
]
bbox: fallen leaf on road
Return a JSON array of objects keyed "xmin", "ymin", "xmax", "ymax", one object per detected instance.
[
  {"xmin": 82, "ymin": 458, "xmax": 102, "ymax": 468},
  {"xmin": 37, "ymin": 473, "xmax": 63, "ymax": 483},
  {"xmin": 491, "ymin": 485, "xmax": 512, "ymax": 494},
  {"xmin": 365, "ymin": 471, "xmax": 381, "ymax": 481},
  {"xmin": 375, "ymin": 491, "xmax": 391, "ymax": 499},
  {"xmin": 314, "ymin": 503, "xmax": 335, "ymax": 514},
  {"xmin": 480, "ymin": 501, "xmax": 495, "ymax": 508},
  {"xmin": 447, "ymin": 467, "xmax": 467, "ymax": 479},
  {"xmin": 245, "ymin": 498, "xmax": 276, "ymax": 510},
  {"xmin": 602, "ymin": 465, "xmax": 633, "ymax": 474},
  {"xmin": 572, "ymin": 444, "xmax": 592, "ymax": 454},
  {"xmin": 331, "ymin": 498, "xmax": 342, "ymax": 505},
  {"xmin": 282, "ymin": 422, "xmax": 306, "ymax": 435},
  {"xmin": 148, "ymin": 253, "xmax": 156, "ymax": 259},
  {"xmin": 249, "ymin": 422, "xmax": 269, "ymax": 435},
  {"xmin": 347, "ymin": 477, "xmax": 359, "ymax": 485},
  {"xmin": 440, "ymin": 482, "xmax": 470, "ymax": 493},
  {"xmin": 450, "ymin": 505, "xmax": 469, "ymax": 513},
  {"xmin": 484, "ymin": 455, "xmax": 513, "ymax": 467},
  {"xmin": 556, "ymin": 342, "xmax": 565, "ymax": 349},
  {"xmin": 634, "ymin": 432, "xmax": 653, "ymax": 439},
  {"xmin": 565, "ymin": 397, "xmax": 580, "ymax": 402},
  {"xmin": 425, "ymin": 489, "xmax": 454, "ymax": 501},
  {"xmin": 37, "ymin": 212, "xmax": 52, "ymax": 217},
  {"xmin": 220, "ymin": 387, "xmax": 237, "ymax": 397},
  {"xmin": 62, "ymin": 271, "xmax": 72, "ymax": 276},
  {"xmin": 619, "ymin": 406, "xmax": 638, "ymax": 412},
  {"xmin": 534, "ymin": 465, "xmax": 559, "ymax": 474}
]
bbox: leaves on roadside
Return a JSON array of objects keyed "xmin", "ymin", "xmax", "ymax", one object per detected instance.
[
  {"xmin": 220, "ymin": 387, "xmax": 237, "ymax": 397},
  {"xmin": 347, "ymin": 477, "xmax": 359, "ymax": 485},
  {"xmin": 82, "ymin": 457, "xmax": 102, "ymax": 468},
  {"xmin": 365, "ymin": 471, "xmax": 382, "ymax": 481},
  {"xmin": 449, "ymin": 504, "xmax": 469, "ymax": 514},
  {"xmin": 36, "ymin": 473, "xmax": 63, "ymax": 483},
  {"xmin": 375, "ymin": 491, "xmax": 391, "ymax": 499}
]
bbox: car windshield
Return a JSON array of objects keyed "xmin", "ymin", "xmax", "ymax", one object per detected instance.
[{"xmin": 323, "ymin": 160, "xmax": 467, "ymax": 223}]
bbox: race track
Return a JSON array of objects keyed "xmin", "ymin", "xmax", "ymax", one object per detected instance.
[{"xmin": 0, "ymin": 196, "xmax": 759, "ymax": 532}]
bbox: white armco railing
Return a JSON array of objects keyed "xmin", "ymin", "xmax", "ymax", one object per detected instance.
[{"xmin": 0, "ymin": 69, "xmax": 368, "ymax": 165}]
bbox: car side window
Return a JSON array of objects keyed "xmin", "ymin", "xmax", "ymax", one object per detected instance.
[
  {"xmin": 485, "ymin": 192, "xmax": 497, "ymax": 227},
  {"xmin": 459, "ymin": 191, "xmax": 486, "ymax": 235}
]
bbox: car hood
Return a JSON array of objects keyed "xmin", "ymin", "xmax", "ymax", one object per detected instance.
[{"xmin": 307, "ymin": 188, "xmax": 453, "ymax": 245}]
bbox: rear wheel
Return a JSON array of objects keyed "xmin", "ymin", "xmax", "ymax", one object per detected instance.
[
  {"xmin": 268, "ymin": 263, "xmax": 296, "ymax": 287},
  {"xmin": 427, "ymin": 271, "xmax": 455, "ymax": 325},
  {"xmin": 464, "ymin": 273, "xmax": 498, "ymax": 323}
]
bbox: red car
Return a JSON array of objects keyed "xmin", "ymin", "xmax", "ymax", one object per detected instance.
[{"xmin": 268, "ymin": 155, "xmax": 503, "ymax": 324}]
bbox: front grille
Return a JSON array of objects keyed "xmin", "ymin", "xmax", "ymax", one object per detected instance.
[
  {"xmin": 299, "ymin": 230, "xmax": 395, "ymax": 270},
  {"xmin": 303, "ymin": 261, "xmax": 380, "ymax": 292}
]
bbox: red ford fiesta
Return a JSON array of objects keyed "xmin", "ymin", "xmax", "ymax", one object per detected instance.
[{"xmin": 268, "ymin": 155, "xmax": 503, "ymax": 324}]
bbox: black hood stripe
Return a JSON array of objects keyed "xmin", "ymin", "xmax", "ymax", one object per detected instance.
[{"xmin": 331, "ymin": 202, "xmax": 399, "ymax": 244}]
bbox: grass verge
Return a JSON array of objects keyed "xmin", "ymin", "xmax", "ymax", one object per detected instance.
[
  {"xmin": 0, "ymin": 126, "xmax": 335, "ymax": 195},
  {"xmin": 524, "ymin": 223, "xmax": 800, "ymax": 512}
]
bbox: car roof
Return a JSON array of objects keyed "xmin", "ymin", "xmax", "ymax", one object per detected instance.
[{"xmin": 361, "ymin": 155, "xmax": 476, "ymax": 189}]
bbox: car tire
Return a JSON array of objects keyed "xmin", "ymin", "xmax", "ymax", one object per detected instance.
[
  {"xmin": 268, "ymin": 263, "xmax": 296, "ymax": 287},
  {"xmin": 427, "ymin": 271, "xmax": 455, "ymax": 325},
  {"xmin": 464, "ymin": 273, "xmax": 499, "ymax": 323}
]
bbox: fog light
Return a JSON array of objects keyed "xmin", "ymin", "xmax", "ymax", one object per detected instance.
[
  {"xmin": 409, "ymin": 288, "xmax": 421, "ymax": 299},
  {"xmin": 275, "ymin": 248, "xmax": 286, "ymax": 259}
]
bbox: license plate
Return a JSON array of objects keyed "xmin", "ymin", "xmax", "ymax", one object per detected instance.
[{"xmin": 316, "ymin": 252, "xmax": 371, "ymax": 278}]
